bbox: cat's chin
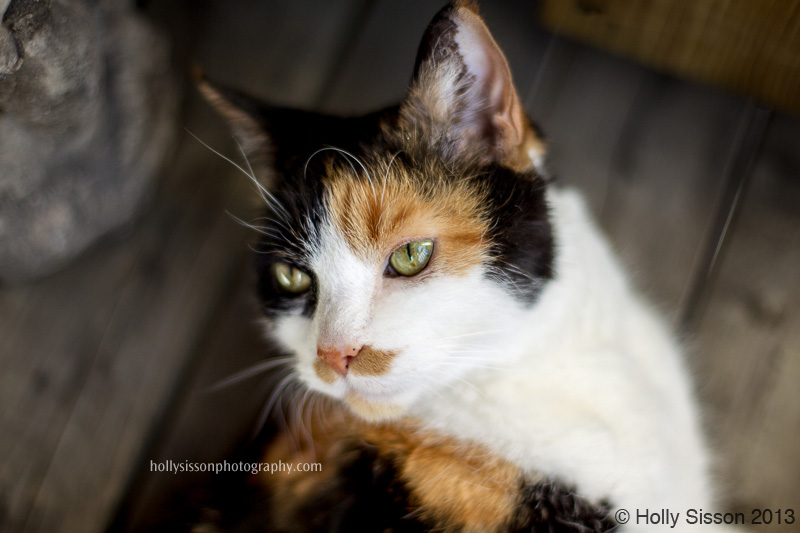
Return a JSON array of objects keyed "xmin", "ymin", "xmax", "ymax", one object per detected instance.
[{"xmin": 344, "ymin": 390, "xmax": 407, "ymax": 421}]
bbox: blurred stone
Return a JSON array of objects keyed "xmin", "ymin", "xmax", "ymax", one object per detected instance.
[
  {"xmin": 0, "ymin": 0, "xmax": 180, "ymax": 282},
  {"xmin": 0, "ymin": 24, "xmax": 21, "ymax": 76}
]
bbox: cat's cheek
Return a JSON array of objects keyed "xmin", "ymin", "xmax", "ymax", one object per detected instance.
[{"xmin": 269, "ymin": 314, "xmax": 315, "ymax": 360}]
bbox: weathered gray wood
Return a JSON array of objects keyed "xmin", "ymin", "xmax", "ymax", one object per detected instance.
[
  {"xmin": 690, "ymin": 113, "xmax": 800, "ymax": 523},
  {"xmin": 319, "ymin": 0, "xmax": 441, "ymax": 113},
  {"xmin": 679, "ymin": 104, "xmax": 773, "ymax": 329},
  {"xmin": 599, "ymin": 77, "xmax": 748, "ymax": 318}
]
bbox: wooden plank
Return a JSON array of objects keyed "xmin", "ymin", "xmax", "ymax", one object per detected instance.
[
  {"xmin": 321, "ymin": 0, "xmax": 552, "ymax": 114},
  {"xmin": 679, "ymin": 105, "xmax": 772, "ymax": 328},
  {"xmin": 319, "ymin": 0, "xmax": 442, "ymax": 113},
  {"xmin": 540, "ymin": 0, "xmax": 800, "ymax": 116},
  {"xmin": 598, "ymin": 77, "xmax": 748, "ymax": 317},
  {"xmin": 689, "ymin": 113, "xmax": 800, "ymax": 522}
]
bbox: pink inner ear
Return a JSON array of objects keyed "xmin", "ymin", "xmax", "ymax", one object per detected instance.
[{"xmin": 452, "ymin": 6, "xmax": 527, "ymax": 155}]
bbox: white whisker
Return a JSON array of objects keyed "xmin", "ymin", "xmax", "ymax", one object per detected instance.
[
  {"xmin": 226, "ymin": 211, "xmax": 283, "ymax": 239},
  {"xmin": 251, "ymin": 369, "xmax": 298, "ymax": 439},
  {"xmin": 204, "ymin": 356, "xmax": 294, "ymax": 392},
  {"xmin": 188, "ymin": 129, "xmax": 294, "ymax": 227}
]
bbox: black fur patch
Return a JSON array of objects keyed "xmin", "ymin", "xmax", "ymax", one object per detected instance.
[
  {"xmin": 411, "ymin": 4, "xmax": 461, "ymax": 80},
  {"xmin": 514, "ymin": 480, "xmax": 617, "ymax": 532},
  {"xmin": 480, "ymin": 163, "xmax": 554, "ymax": 303}
]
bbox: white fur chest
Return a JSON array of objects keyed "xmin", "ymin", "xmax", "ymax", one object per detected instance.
[{"xmin": 409, "ymin": 188, "xmax": 714, "ymax": 530}]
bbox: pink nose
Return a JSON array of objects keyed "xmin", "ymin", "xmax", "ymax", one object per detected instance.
[{"xmin": 317, "ymin": 344, "xmax": 361, "ymax": 376}]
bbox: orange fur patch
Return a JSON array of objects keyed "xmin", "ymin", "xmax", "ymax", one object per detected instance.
[
  {"xmin": 350, "ymin": 346, "xmax": 396, "ymax": 377},
  {"xmin": 508, "ymin": 120, "xmax": 547, "ymax": 173},
  {"xmin": 361, "ymin": 421, "xmax": 527, "ymax": 532},
  {"xmin": 313, "ymin": 358, "xmax": 338, "ymax": 384},
  {"xmin": 325, "ymin": 157, "xmax": 491, "ymax": 276}
]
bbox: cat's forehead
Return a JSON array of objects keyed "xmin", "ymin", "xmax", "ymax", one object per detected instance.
[{"xmin": 315, "ymin": 154, "xmax": 491, "ymax": 274}]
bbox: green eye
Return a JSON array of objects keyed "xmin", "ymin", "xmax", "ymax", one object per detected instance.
[
  {"xmin": 273, "ymin": 262, "xmax": 312, "ymax": 293},
  {"xmin": 389, "ymin": 239, "xmax": 434, "ymax": 276}
]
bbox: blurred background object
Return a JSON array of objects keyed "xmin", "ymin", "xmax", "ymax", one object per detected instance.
[
  {"xmin": 0, "ymin": 1, "xmax": 798, "ymax": 532},
  {"xmin": 540, "ymin": 0, "xmax": 800, "ymax": 115},
  {"xmin": 0, "ymin": 0, "xmax": 180, "ymax": 282}
]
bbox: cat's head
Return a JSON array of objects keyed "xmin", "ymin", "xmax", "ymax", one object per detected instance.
[{"xmin": 201, "ymin": 1, "xmax": 554, "ymax": 421}]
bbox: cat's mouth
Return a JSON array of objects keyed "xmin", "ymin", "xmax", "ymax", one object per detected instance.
[{"xmin": 309, "ymin": 346, "xmax": 418, "ymax": 420}]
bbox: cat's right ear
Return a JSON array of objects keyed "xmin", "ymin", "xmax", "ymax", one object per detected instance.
[
  {"xmin": 401, "ymin": 1, "xmax": 546, "ymax": 173},
  {"xmin": 195, "ymin": 69, "xmax": 272, "ymax": 165}
]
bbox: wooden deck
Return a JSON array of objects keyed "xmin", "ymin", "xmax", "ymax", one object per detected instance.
[{"xmin": 1, "ymin": 1, "xmax": 798, "ymax": 531}]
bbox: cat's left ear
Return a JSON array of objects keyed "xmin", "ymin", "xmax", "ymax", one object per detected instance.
[
  {"xmin": 402, "ymin": 1, "xmax": 545, "ymax": 173},
  {"xmin": 195, "ymin": 71, "xmax": 272, "ymax": 164}
]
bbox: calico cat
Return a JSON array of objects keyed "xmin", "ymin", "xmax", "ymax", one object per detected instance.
[{"xmin": 195, "ymin": 1, "xmax": 720, "ymax": 531}]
